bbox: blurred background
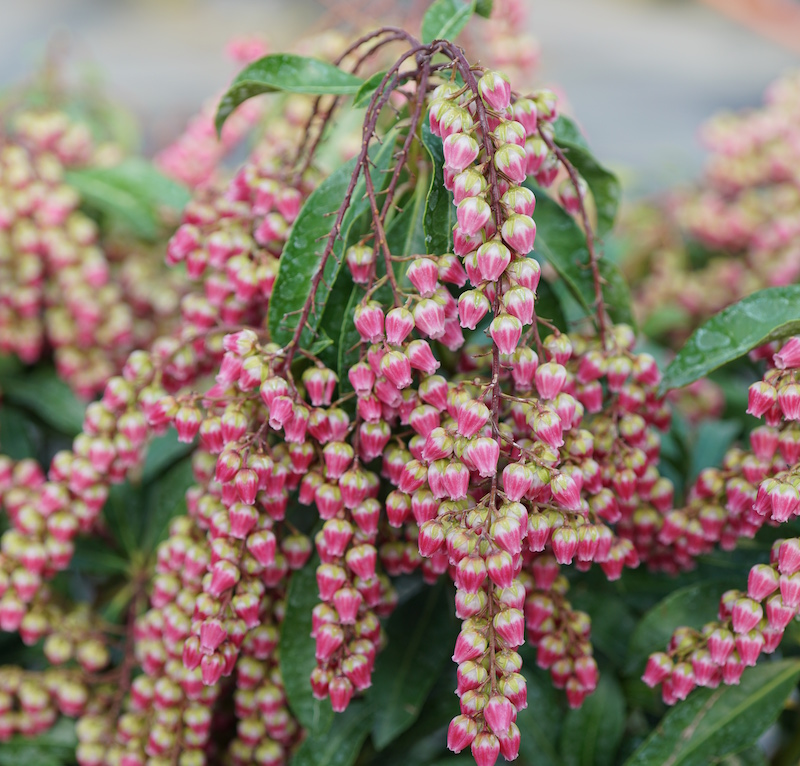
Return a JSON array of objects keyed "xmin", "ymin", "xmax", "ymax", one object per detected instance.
[{"xmin": 2, "ymin": 0, "xmax": 800, "ymax": 194}]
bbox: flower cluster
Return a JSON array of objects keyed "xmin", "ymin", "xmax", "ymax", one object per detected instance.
[
  {"xmin": 645, "ymin": 336, "xmax": 800, "ymax": 701},
  {"xmin": 620, "ymin": 71, "xmax": 800, "ymax": 343},
  {"xmin": 0, "ymin": 110, "xmax": 184, "ymax": 396}
]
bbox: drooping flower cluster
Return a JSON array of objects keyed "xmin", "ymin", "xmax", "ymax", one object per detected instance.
[
  {"xmin": 0, "ymin": 29, "xmax": 699, "ymax": 766},
  {"xmin": 645, "ymin": 336, "xmax": 800, "ymax": 702},
  {"xmin": 0, "ymin": 110, "xmax": 184, "ymax": 396}
]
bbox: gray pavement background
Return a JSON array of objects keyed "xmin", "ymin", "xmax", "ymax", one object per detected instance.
[{"xmin": 1, "ymin": 0, "xmax": 799, "ymax": 194}]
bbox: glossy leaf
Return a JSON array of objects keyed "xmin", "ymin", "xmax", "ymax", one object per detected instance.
[
  {"xmin": 269, "ymin": 132, "xmax": 397, "ymax": 351},
  {"xmin": 422, "ymin": 0, "xmax": 476, "ymax": 43},
  {"xmin": 0, "ymin": 718, "xmax": 76, "ymax": 766},
  {"xmin": 280, "ymin": 555, "xmax": 334, "ymax": 735},
  {"xmin": 560, "ymin": 674, "xmax": 626, "ymax": 766},
  {"xmin": 102, "ymin": 484, "xmax": 145, "ymax": 557},
  {"xmin": 625, "ymin": 660, "xmax": 800, "ymax": 766},
  {"xmin": 290, "ymin": 699, "xmax": 372, "ymax": 766},
  {"xmin": 140, "ymin": 457, "xmax": 193, "ymax": 554},
  {"xmin": 517, "ymin": 649, "xmax": 565, "ymax": 766},
  {"xmin": 338, "ymin": 175, "xmax": 428, "ymax": 391},
  {"xmin": 0, "ymin": 406, "xmax": 36, "ymax": 460},
  {"xmin": 553, "ymin": 115, "xmax": 621, "ymax": 236},
  {"xmin": 141, "ymin": 430, "xmax": 194, "ymax": 483},
  {"xmin": 421, "ymin": 122, "xmax": 457, "ymax": 256},
  {"xmin": 216, "ymin": 54, "xmax": 363, "ymax": 133},
  {"xmin": 71, "ymin": 538, "xmax": 130, "ymax": 575},
  {"xmin": 371, "ymin": 581, "xmax": 459, "ymax": 749},
  {"xmin": 1, "ymin": 367, "xmax": 86, "ymax": 435},
  {"xmin": 531, "ymin": 186, "xmax": 635, "ymax": 329},
  {"xmin": 475, "ymin": 0, "xmax": 494, "ymax": 17},
  {"xmin": 66, "ymin": 158, "xmax": 189, "ymax": 240},
  {"xmin": 688, "ymin": 419, "xmax": 741, "ymax": 483},
  {"xmin": 625, "ymin": 582, "xmax": 733, "ymax": 676},
  {"xmin": 353, "ymin": 71, "xmax": 387, "ymax": 108},
  {"xmin": 660, "ymin": 286, "xmax": 800, "ymax": 393}
]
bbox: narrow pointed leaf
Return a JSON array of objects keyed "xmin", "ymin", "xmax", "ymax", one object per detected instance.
[
  {"xmin": 422, "ymin": 0, "xmax": 476, "ymax": 43},
  {"xmin": 290, "ymin": 699, "xmax": 372, "ymax": 766},
  {"xmin": 216, "ymin": 54, "xmax": 363, "ymax": 133},
  {"xmin": 268, "ymin": 131, "xmax": 397, "ymax": 350},
  {"xmin": 530, "ymin": 187, "xmax": 634, "ymax": 329},
  {"xmin": 421, "ymin": 122, "xmax": 457, "ymax": 256},
  {"xmin": 553, "ymin": 115, "xmax": 621, "ymax": 236},
  {"xmin": 624, "ymin": 659, "xmax": 800, "ymax": 766},
  {"xmin": 625, "ymin": 582, "xmax": 735, "ymax": 677},
  {"xmin": 280, "ymin": 556, "xmax": 334, "ymax": 735},
  {"xmin": 370, "ymin": 581, "xmax": 459, "ymax": 749},
  {"xmin": 660, "ymin": 285, "xmax": 800, "ymax": 393},
  {"xmin": 1, "ymin": 368, "xmax": 86, "ymax": 435},
  {"xmin": 560, "ymin": 674, "xmax": 626, "ymax": 766}
]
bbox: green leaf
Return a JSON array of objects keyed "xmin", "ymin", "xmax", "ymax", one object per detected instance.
[
  {"xmin": 290, "ymin": 699, "xmax": 372, "ymax": 766},
  {"xmin": 141, "ymin": 430, "xmax": 194, "ymax": 483},
  {"xmin": 102, "ymin": 483, "xmax": 145, "ymax": 557},
  {"xmin": 338, "ymin": 175, "xmax": 428, "ymax": 392},
  {"xmin": 353, "ymin": 71, "xmax": 387, "ymax": 108},
  {"xmin": 1, "ymin": 368, "xmax": 86, "ymax": 435},
  {"xmin": 0, "ymin": 718, "xmax": 77, "ymax": 766},
  {"xmin": 475, "ymin": 0, "xmax": 494, "ymax": 17},
  {"xmin": 624, "ymin": 659, "xmax": 800, "ymax": 766},
  {"xmin": 216, "ymin": 54, "xmax": 363, "ymax": 134},
  {"xmin": 66, "ymin": 159, "xmax": 188, "ymax": 240},
  {"xmin": 140, "ymin": 457, "xmax": 193, "ymax": 554},
  {"xmin": 370, "ymin": 580, "xmax": 459, "ymax": 749},
  {"xmin": 0, "ymin": 406, "xmax": 36, "ymax": 460},
  {"xmin": 530, "ymin": 187, "xmax": 635, "ymax": 329},
  {"xmin": 625, "ymin": 582, "xmax": 732, "ymax": 677},
  {"xmin": 269, "ymin": 131, "xmax": 398, "ymax": 351},
  {"xmin": 422, "ymin": 0, "xmax": 476, "ymax": 43},
  {"xmin": 688, "ymin": 419, "xmax": 741, "ymax": 483},
  {"xmin": 660, "ymin": 286, "xmax": 800, "ymax": 393},
  {"xmin": 71, "ymin": 538, "xmax": 130, "ymax": 575},
  {"xmin": 516, "ymin": 657, "xmax": 565, "ymax": 766},
  {"xmin": 553, "ymin": 116, "xmax": 621, "ymax": 237},
  {"xmin": 280, "ymin": 555, "xmax": 334, "ymax": 734},
  {"xmin": 560, "ymin": 674, "xmax": 625, "ymax": 766},
  {"xmin": 421, "ymin": 122, "xmax": 457, "ymax": 256},
  {"xmin": 720, "ymin": 747, "xmax": 767, "ymax": 766}
]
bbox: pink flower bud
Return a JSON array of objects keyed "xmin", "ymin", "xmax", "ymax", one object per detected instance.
[
  {"xmin": 478, "ymin": 71, "xmax": 511, "ymax": 110},
  {"xmin": 501, "ymin": 214, "xmax": 536, "ymax": 255},
  {"xmin": 447, "ymin": 714, "xmax": 478, "ymax": 753},
  {"xmin": 535, "ymin": 362, "xmax": 567, "ymax": 400},
  {"xmin": 407, "ymin": 258, "xmax": 440, "ymax": 297},
  {"xmin": 354, "ymin": 302, "xmax": 385, "ymax": 343},
  {"xmin": 453, "ymin": 629, "xmax": 488, "ymax": 663},
  {"xmin": 747, "ymin": 381, "xmax": 778, "ymax": 418},
  {"xmin": 453, "ymin": 168, "xmax": 488, "ymax": 203},
  {"xmin": 503, "ymin": 285, "xmax": 535, "ymax": 326},
  {"xmin": 731, "ymin": 597, "xmax": 763, "ymax": 634},
  {"xmin": 748, "ymin": 563, "xmax": 780, "ymax": 601},
  {"xmin": 484, "ymin": 694, "xmax": 515, "ymax": 736},
  {"xmin": 486, "ymin": 550, "xmax": 515, "ymax": 588},
  {"xmin": 477, "ymin": 238, "xmax": 512, "ymax": 282},
  {"xmin": 345, "ymin": 244, "xmax": 375, "ymax": 285},
  {"xmin": 494, "ymin": 143, "xmax": 528, "ymax": 185},
  {"xmin": 418, "ymin": 520, "xmax": 445, "ymax": 557},
  {"xmin": 774, "ymin": 337, "xmax": 800, "ymax": 370},
  {"xmin": 457, "ymin": 197, "xmax": 492, "ymax": 237},
  {"xmin": 471, "ymin": 731, "xmax": 501, "ymax": 766},
  {"xmin": 494, "ymin": 608, "xmax": 525, "ymax": 647},
  {"xmin": 458, "ymin": 290, "xmax": 491, "ymax": 330},
  {"xmin": 735, "ymin": 629, "xmax": 764, "ymax": 666},
  {"xmin": 414, "ymin": 299, "xmax": 447, "ymax": 339},
  {"xmin": 443, "ymin": 133, "xmax": 480, "ymax": 172},
  {"xmin": 329, "ymin": 675, "xmax": 353, "ymax": 712},
  {"xmin": 779, "ymin": 539, "xmax": 800, "ymax": 575},
  {"xmin": 489, "ymin": 314, "xmax": 522, "ymax": 354}
]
